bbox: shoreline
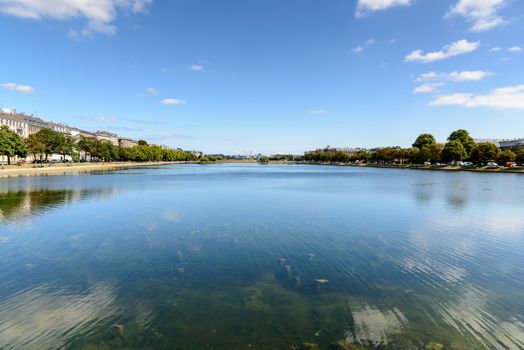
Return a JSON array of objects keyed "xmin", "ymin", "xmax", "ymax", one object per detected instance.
[
  {"xmin": 2, "ymin": 160, "xmax": 523, "ymax": 177},
  {"xmin": 297, "ymin": 161, "xmax": 524, "ymax": 174},
  {"xmin": 0, "ymin": 161, "xmax": 184, "ymax": 178}
]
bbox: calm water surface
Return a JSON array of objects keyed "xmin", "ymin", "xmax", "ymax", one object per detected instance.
[{"xmin": 0, "ymin": 164, "xmax": 523, "ymax": 349}]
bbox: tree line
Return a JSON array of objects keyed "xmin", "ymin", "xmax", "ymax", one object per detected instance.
[
  {"xmin": 305, "ymin": 129, "xmax": 524, "ymax": 166},
  {"xmin": 0, "ymin": 126, "xmax": 196, "ymax": 164}
]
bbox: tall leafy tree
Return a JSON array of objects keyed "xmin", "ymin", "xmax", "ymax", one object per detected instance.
[
  {"xmin": 25, "ymin": 133, "xmax": 45, "ymax": 160},
  {"xmin": 56, "ymin": 134, "xmax": 77, "ymax": 160},
  {"xmin": 78, "ymin": 136, "xmax": 97, "ymax": 160},
  {"xmin": 448, "ymin": 129, "xmax": 476, "ymax": 156},
  {"xmin": 442, "ymin": 141, "xmax": 467, "ymax": 163},
  {"xmin": 516, "ymin": 148, "xmax": 524, "ymax": 165},
  {"xmin": 498, "ymin": 149, "xmax": 516, "ymax": 164},
  {"xmin": 0, "ymin": 126, "xmax": 27, "ymax": 165},
  {"xmin": 35, "ymin": 128, "xmax": 62, "ymax": 160},
  {"xmin": 470, "ymin": 143, "xmax": 501, "ymax": 165},
  {"xmin": 412, "ymin": 133, "xmax": 436, "ymax": 150},
  {"xmin": 428, "ymin": 143, "xmax": 444, "ymax": 163}
]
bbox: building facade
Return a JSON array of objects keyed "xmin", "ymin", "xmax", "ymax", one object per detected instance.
[
  {"xmin": 118, "ymin": 138, "xmax": 139, "ymax": 148},
  {"xmin": 474, "ymin": 138, "xmax": 524, "ymax": 150}
]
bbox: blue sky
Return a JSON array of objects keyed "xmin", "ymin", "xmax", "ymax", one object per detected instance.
[{"xmin": 0, "ymin": 0, "xmax": 523, "ymax": 154}]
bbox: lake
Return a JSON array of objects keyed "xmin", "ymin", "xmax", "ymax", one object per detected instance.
[{"xmin": 0, "ymin": 164, "xmax": 523, "ymax": 350}]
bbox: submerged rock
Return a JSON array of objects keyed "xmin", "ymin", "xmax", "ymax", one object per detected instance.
[
  {"xmin": 425, "ymin": 342, "xmax": 444, "ymax": 350},
  {"xmin": 301, "ymin": 342, "xmax": 320, "ymax": 350},
  {"xmin": 112, "ymin": 324, "xmax": 124, "ymax": 335}
]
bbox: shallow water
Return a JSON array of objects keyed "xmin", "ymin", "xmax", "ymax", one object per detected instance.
[{"xmin": 0, "ymin": 164, "xmax": 523, "ymax": 349}]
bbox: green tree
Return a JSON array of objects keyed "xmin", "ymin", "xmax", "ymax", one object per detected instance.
[
  {"xmin": 0, "ymin": 125, "xmax": 27, "ymax": 165},
  {"xmin": 78, "ymin": 136, "xmax": 97, "ymax": 161},
  {"xmin": 56, "ymin": 134, "xmax": 77, "ymax": 160},
  {"xmin": 441, "ymin": 141, "xmax": 467, "ymax": 163},
  {"xmin": 350, "ymin": 150, "xmax": 370, "ymax": 163},
  {"xmin": 412, "ymin": 133, "xmax": 436, "ymax": 149},
  {"xmin": 25, "ymin": 133, "xmax": 45, "ymax": 160},
  {"xmin": 498, "ymin": 149, "xmax": 516, "ymax": 165},
  {"xmin": 408, "ymin": 147, "xmax": 431, "ymax": 164},
  {"xmin": 470, "ymin": 143, "xmax": 501, "ymax": 165},
  {"xmin": 427, "ymin": 143, "xmax": 444, "ymax": 163},
  {"xmin": 448, "ymin": 129, "xmax": 476, "ymax": 156},
  {"xmin": 137, "ymin": 140, "xmax": 148, "ymax": 146},
  {"xmin": 516, "ymin": 148, "xmax": 524, "ymax": 165},
  {"xmin": 35, "ymin": 128, "xmax": 62, "ymax": 160}
]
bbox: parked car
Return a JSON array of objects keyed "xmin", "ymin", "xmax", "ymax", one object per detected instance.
[
  {"xmin": 487, "ymin": 162, "xmax": 498, "ymax": 166},
  {"xmin": 505, "ymin": 162, "xmax": 517, "ymax": 167},
  {"xmin": 463, "ymin": 162, "xmax": 474, "ymax": 166}
]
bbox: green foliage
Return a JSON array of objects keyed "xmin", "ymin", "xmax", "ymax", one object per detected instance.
[
  {"xmin": 448, "ymin": 129, "xmax": 476, "ymax": 156},
  {"xmin": 304, "ymin": 149, "xmax": 371, "ymax": 163},
  {"xmin": 412, "ymin": 133, "xmax": 436, "ymax": 150},
  {"xmin": 427, "ymin": 143, "xmax": 443, "ymax": 163},
  {"xmin": 138, "ymin": 140, "xmax": 148, "ymax": 146},
  {"xmin": 516, "ymin": 148, "xmax": 524, "ymax": 164},
  {"xmin": 199, "ymin": 156, "xmax": 211, "ymax": 164},
  {"xmin": 353, "ymin": 150, "xmax": 370, "ymax": 162},
  {"xmin": 269, "ymin": 154, "xmax": 298, "ymax": 161},
  {"xmin": 498, "ymin": 149, "xmax": 516, "ymax": 164},
  {"xmin": 258, "ymin": 156, "xmax": 270, "ymax": 163},
  {"xmin": 442, "ymin": 141, "xmax": 467, "ymax": 163},
  {"xmin": 470, "ymin": 143, "xmax": 501, "ymax": 165},
  {"xmin": 408, "ymin": 147, "xmax": 430, "ymax": 164},
  {"xmin": 56, "ymin": 134, "xmax": 77, "ymax": 157},
  {"xmin": 0, "ymin": 125, "xmax": 27, "ymax": 164},
  {"xmin": 25, "ymin": 133, "xmax": 45, "ymax": 159},
  {"xmin": 78, "ymin": 136, "xmax": 97, "ymax": 158},
  {"xmin": 206, "ymin": 154, "xmax": 225, "ymax": 161},
  {"xmin": 34, "ymin": 128, "xmax": 63, "ymax": 159},
  {"xmin": 372, "ymin": 147, "xmax": 402, "ymax": 163}
]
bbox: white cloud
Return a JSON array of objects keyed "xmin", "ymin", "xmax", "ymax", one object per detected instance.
[
  {"xmin": 1, "ymin": 82, "xmax": 34, "ymax": 94},
  {"xmin": 416, "ymin": 70, "xmax": 491, "ymax": 82},
  {"xmin": 448, "ymin": 0, "xmax": 508, "ymax": 32},
  {"xmin": 508, "ymin": 46, "xmax": 522, "ymax": 52},
  {"xmin": 405, "ymin": 39, "xmax": 479, "ymax": 63},
  {"xmin": 189, "ymin": 64, "xmax": 204, "ymax": 72},
  {"xmin": 306, "ymin": 109, "xmax": 328, "ymax": 115},
  {"xmin": 161, "ymin": 98, "xmax": 186, "ymax": 106},
  {"xmin": 430, "ymin": 85, "xmax": 524, "ymax": 109},
  {"xmin": 352, "ymin": 39, "xmax": 375, "ymax": 53},
  {"xmin": 0, "ymin": 0, "xmax": 153, "ymax": 36},
  {"xmin": 413, "ymin": 83, "xmax": 443, "ymax": 94},
  {"xmin": 356, "ymin": 0, "xmax": 412, "ymax": 17},
  {"xmin": 490, "ymin": 46, "xmax": 502, "ymax": 52},
  {"xmin": 145, "ymin": 87, "xmax": 158, "ymax": 95}
]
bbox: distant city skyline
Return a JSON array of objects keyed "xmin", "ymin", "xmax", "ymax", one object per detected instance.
[{"xmin": 0, "ymin": 0, "xmax": 523, "ymax": 154}]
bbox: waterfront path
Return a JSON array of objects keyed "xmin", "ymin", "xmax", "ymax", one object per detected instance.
[{"xmin": 0, "ymin": 162, "xmax": 178, "ymax": 177}]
